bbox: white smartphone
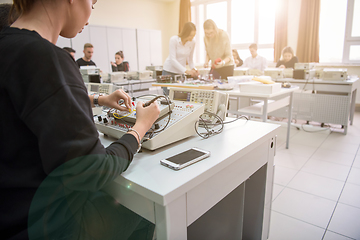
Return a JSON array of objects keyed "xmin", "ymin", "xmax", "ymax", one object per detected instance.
[{"xmin": 160, "ymin": 147, "xmax": 210, "ymax": 170}]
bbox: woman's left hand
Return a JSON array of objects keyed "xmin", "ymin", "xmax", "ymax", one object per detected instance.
[{"xmin": 99, "ymin": 89, "xmax": 132, "ymax": 111}]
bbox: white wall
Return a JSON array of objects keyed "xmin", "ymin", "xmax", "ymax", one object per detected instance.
[{"xmin": 88, "ymin": 0, "xmax": 180, "ymax": 64}]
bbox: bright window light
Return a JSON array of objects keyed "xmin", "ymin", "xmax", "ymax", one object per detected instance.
[
  {"xmin": 231, "ymin": 0, "xmax": 254, "ymax": 44},
  {"xmin": 349, "ymin": 45, "xmax": 360, "ymax": 60},
  {"xmin": 206, "ymin": 2, "xmax": 227, "ymax": 31},
  {"xmin": 258, "ymin": 0, "xmax": 277, "ymax": 44},
  {"xmin": 352, "ymin": 0, "xmax": 360, "ymax": 37},
  {"xmin": 319, "ymin": 0, "xmax": 347, "ymax": 62}
]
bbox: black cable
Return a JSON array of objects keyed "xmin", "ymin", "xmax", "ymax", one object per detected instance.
[{"xmin": 195, "ymin": 112, "xmax": 249, "ymax": 139}]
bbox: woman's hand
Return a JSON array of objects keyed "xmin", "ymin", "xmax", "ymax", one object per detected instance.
[
  {"xmin": 98, "ymin": 89, "xmax": 132, "ymax": 111},
  {"xmin": 131, "ymin": 101, "xmax": 160, "ymax": 140},
  {"xmin": 110, "ymin": 61, "xmax": 117, "ymax": 67},
  {"xmin": 279, "ymin": 65, "xmax": 286, "ymax": 69},
  {"xmin": 214, "ymin": 58, "xmax": 225, "ymax": 69},
  {"xmin": 185, "ymin": 69, "xmax": 198, "ymax": 78}
]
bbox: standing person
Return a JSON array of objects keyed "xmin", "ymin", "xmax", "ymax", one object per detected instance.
[
  {"xmin": 162, "ymin": 22, "xmax": 198, "ymax": 78},
  {"xmin": 242, "ymin": 43, "xmax": 267, "ymax": 72},
  {"xmin": 203, "ymin": 19, "xmax": 234, "ymax": 79},
  {"xmin": 0, "ymin": 0, "xmax": 160, "ymax": 239},
  {"xmin": 232, "ymin": 49, "xmax": 243, "ymax": 67},
  {"xmin": 63, "ymin": 47, "xmax": 76, "ymax": 60},
  {"xmin": 111, "ymin": 50, "xmax": 130, "ymax": 72},
  {"xmin": 276, "ymin": 46, "xmax": 299, "ymax": 68},
  {"xmin": 76, "ymin": 43, "xmax": 96, "ymax": 68}
]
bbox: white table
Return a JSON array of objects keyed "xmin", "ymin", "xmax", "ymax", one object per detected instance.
[
  {"xmin": 99, "ymin": 119, "xmax": 280, "ymax": 240},
  {"xmin": 226, "ymin": 86, "xmax": 299, "ymax": 149},
  {"xmin": 274, "ymin": 78, "xmax": 359, "ymax": 134}
]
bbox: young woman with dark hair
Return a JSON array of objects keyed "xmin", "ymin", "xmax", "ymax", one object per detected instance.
[{"xmin": 0, "ymin": 0, "xmax": 159, "ymax": 239}]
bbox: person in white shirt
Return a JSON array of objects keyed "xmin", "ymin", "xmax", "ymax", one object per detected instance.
[
  {"xmin": 242, "ymin": 43, "xmax": 267, "ymax": 72},
  {"xmin": 162, "ymin": 22, "xmax": 199, "ymax": 78}
]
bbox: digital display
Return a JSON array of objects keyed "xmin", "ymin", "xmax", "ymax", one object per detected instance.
[
  {"xmin": 173, "ymin": 91, "xmax": 191, "ymax": 101},
  {"xmin": 90, "ymin": 85, "xmax": 100, "ymax": 92},
  {"xmin": 165, "ymin": 149, "xmax": 207, "ymax": 164}
]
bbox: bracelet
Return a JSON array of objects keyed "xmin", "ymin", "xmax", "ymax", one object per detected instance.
[
  {"xmin": 93, "ymin": 94, "xmax": 102, "ymax": 107},
  {"xmin": 127, "ymin": 128, "xmax": 141, "ymax": 153}
]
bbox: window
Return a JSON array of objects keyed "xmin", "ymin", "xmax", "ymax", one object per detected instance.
[
  {"xmin": 319, "ymin": 0, "xmax": 360, "ymax": 63},
  {"xmin": 319, "ymin": 0, "xmax": 347, "ymax": 63},
  {"xmin": 191, "ymin": 0, "xmax": 279, "ymax": 65}
]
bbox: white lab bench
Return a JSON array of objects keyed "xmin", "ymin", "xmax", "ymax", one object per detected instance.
[
  {"xmin": 99, "ymin": 119, "xmax": 279, "ymax": 240},
  {"xmin": 273, "ymin": 78, "xmax": 359, "ymax": 134},
  {"xmin": 226, "ymin": 86, "xmax": 299, "ymax": 149}
]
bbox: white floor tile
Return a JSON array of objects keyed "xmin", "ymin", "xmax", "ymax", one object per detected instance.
[
  {"xmin": 353, "ymin": 154, "xmax": 360, "ymax": 169},
  {"xmin": 274, "ymin": 151, "xmax": 309, "ymax": 170},
  {"xmin": 272, "ymin": 188, "xmax": 337, "ymax": 228},
  {"xmin": 273, "ymin": 165, "xmax": 298, "ymax": 186},
  {"xmin": 319, "ymin": 140, "xmax": 359, "ymax": 155},
  {"xmin": 339, "ymin": 182, "xmax": 360, "ymax": 208},
  {"xmin": 287, "ymin": 171, "xmax": 345, "ymax": 201},
  {"xmin": 290, "ymin": 132, "xmax": 328, "ymax": 147},
  {"xmin": 347, "ymin": 167, "xmax": 360, "ymax": 186},
  {"xmin": 272, "ymin": 184, "xmax": 285, "ymax": 201},
  {"xmin": 328, "ymin": 203, "xmax": 360, "ymax": 239},
  {"xmin": 277, "ymin": 142, "xmax": 318, "ymax": 158},
  {"xmin": 325, "ymin": 132, "xmax": 360, "ymax": 145},
  {"xmin": 311, "ymin": 148, "xmax": 355, "ymax": 166},
  {"xmin": 301, "ymin": 159, "xmax": 351, "ymax": 182},
  {"xmin": 268, "ymin": 211, "xmax": 325, "ymax": 240},
  {"xmin": 323, "ymin": 230, "xmax": 355, "ymax": 240}
]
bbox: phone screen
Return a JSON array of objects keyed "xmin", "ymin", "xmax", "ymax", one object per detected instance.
[{"xmin": 165, "ymin": 149, "xmax": 207, "ymax": 164}]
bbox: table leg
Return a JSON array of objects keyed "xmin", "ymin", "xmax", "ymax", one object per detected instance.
[
  {"xmin": 286, "ymin": 93, "xmax": 294, "ymax": 149},
  {"xmin": 154, "ymin": 195, "xmax": 187, "ymax": 240},
  {"xmin": 262, "ymin": 99, "xmax": 268, "ymax": 122},
  {"xmin": 350, "ymin": 89, "xmax": 357, "ymax": 126}
]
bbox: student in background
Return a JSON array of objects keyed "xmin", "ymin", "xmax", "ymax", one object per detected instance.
[
  {"xmin": 203, "ymin": 19, "xmax": 233, "ymax": 69},
  {"xmin": 0, "ymin": 0, "xmax": 160, "ymax": 239},
  {"xmin": 63, "ymin": 47, "xmax": 76, "ymax": 60},
  {"xmin": 111, "ymin": 50, "xmax": 130, "ymax": 72},
  {"xmin": 162, "ymin": 22, "xmax": 198, "ymax": 78},
  {"xmin": 76, "ymin": 43, "xmax": 96, "ymax": 68},
  {"xmin": 276, "ymin": 46, "xmax": 299, "ymax": 68},
  {"xmin": 242, "ymin": 43, "xmax": 267, "ymax": 72},
  {"xmin": 232, "ymin": 49, "xmax": 243, "ymax": 67}
]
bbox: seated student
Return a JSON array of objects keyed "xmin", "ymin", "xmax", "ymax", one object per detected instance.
[
  {"xmin": 242, "ymin": 43, "xmax": 267, "ymax": 72},
  {"xmin": 276, "ymin": 46, "xmax": 299, "ymax": 69},
  {"xmin": 76, "ymin": 43, "xmax": 96, "ymax": 68},
  {"xmin": 63, "ymin": 47, "xmax": 76, "ymax": 60},
  {"xmin": 111, "ymin": 50, "xmax": 129, "ymax": 72},
  {"xmin": 232, "ymin": 49, "xmax": 243, "ymax": 67}
]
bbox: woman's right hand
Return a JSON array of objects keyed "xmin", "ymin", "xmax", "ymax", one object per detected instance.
[
  {"xmin": 110, "ymin": 61, "xmax": 117, "ymax": 67},
  {"xmin": 131, "ymin": 101, "xmax": 160, "ymax": 140}
]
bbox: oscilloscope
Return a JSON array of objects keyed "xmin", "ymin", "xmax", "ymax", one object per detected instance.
[{"xmin": 168, "ymin": 88, "xmax": 229, "ymax": 122}]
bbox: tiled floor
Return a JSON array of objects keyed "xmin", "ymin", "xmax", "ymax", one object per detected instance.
[{"xmin": 268, "ymin": 112, "xmax": 360, "ymax": 240}]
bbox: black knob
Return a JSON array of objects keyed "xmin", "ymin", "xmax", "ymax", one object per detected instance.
[
  {"xmin": 98, "ymin": 116, "xmax": 102, "ymax": 122},
  {"xmin": 103, "ymin": 118, "xmax": 108, "ymax": 124}
]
